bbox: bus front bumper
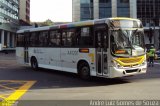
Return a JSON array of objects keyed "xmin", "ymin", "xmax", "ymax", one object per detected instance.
[{"xmin": 109, "ymin": 64, "xmax": 147, "ymax": 78}]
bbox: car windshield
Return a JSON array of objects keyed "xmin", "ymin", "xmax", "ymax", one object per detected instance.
[{"xmin": 110, "ymin": 29, "xmax": 145, "ymax": 57}]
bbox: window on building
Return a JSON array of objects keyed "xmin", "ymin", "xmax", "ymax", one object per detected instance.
[
  {"xmin": 99, "ymin": 0, "xmax": 111, "ymax": 18},
  {"xmin": 120, "ymin": 0, "xmax": 129, "ymax": 3},
  {"xmin": 137, "ymin": 0, "xmax": 160, "ymax": 27},
  {"xmin": 80, "ymin": 0, "xmax": 93, "ymax": 21},
  {"xmin": 117, "ymin": 0, "xmax": 129, "ymax": 17}
]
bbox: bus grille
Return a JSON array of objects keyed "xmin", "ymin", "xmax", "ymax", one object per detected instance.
[
  {"xmin": 126, "ymin": 69, "xmax": 138, "ymax": 73},
  {"xmin": 115, "ymin": 56, "xmax": 145, "ymax": 67},
  {"xmin": 120, "ymin": 58, "xmax": 142, "ymax": 63}
]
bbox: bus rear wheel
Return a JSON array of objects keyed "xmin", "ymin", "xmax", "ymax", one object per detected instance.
[
  {"xmin": 78, "ymin": 63, "xmax": 90, "ymax": 80},
  {"xmin": 31, "ymin": 57, "xmax": 38, "ymax": 71}
]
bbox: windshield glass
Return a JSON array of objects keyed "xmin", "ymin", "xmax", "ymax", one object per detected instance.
[{"xmin": 110, "ymin": 29, "xmax": 145, "ymax": 57}]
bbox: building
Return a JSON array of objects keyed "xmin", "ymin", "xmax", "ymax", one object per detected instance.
[
  {"xmin": 73, "ymin": 0, "xmax": 137, "ymax": 22},
  {"xmin": 73, "ymin": 0, "xmax": 160, "ymax": 49},
  {"xmin": 0, "ymin": 0, "xmax": 19, "ymax": 51},
  {"xmin": 19, "ymin": 0, "xmax": 30, "ymax": 24},
  {"xmin": 0, "ymin": 0, "xmax": 30, "ymax": 51},
  {"xmin": 137, "ymin": 0, "xmax": 160, "ymax": 49}
]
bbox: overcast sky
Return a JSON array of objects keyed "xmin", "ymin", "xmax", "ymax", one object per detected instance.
[{"xmin": 30, "ymin": 0, "xmax": 72, "ymax": 22}]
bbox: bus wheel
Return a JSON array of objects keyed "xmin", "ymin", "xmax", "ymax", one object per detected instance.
[
  {"xmin": 78, "ymin": 63, "xmax": 90, "ymax": 80},
  {"xmin": 31, "ymin": 58, "xmax": 38, "ymax": 71}
]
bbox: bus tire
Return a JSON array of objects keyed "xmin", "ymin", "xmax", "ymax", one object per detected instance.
[
  {"xmin": 78, "ymin": 62, "xmax": 90, "ymax": 80},
  {"xmin": 31, "ymin": 57, "xmax": 38, "ymax": 71}
]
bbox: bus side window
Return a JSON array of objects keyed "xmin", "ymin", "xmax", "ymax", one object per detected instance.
[
  {"xmin": 62, "ymin": 32, "xmax": 67, "ymax": 46},
  {"xmin": 35, "ymin": 32, "xmax": 39, "ymax": 47},
  {"xmin": 17, "ymin": 34, "xmax": 24, "ymax": 47},
  {"xmin": 62, "ymin": 29, "xmax": 76, "ymax": 47},
  {"xmin": 79, "ymin": 27, "xmax": 93, "ymax": 47},
  {"xmin": 39, "ymin": 31, "xmax": 48, "ymax": 47},
  {"xmin": 30, "ymin": 32, "xmax": 36, "ymax": 47},
  {"xmin": 49, "ymin": 30, "xmax": 59, "ymax": 47},
  {"xmin": 94, "ymin": 24, "xmax": 108, "ymax": 49}
]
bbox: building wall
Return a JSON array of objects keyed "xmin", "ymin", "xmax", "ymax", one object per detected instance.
[
  {"xmin": 72, "ymin": 0, "xmax": 80, "ymax": 22},
  {"xmin": 112, "ymin": 0, "xmax": 117, "ymax": 17},
  {"xmin": 0, "ymin": 0, "xmax": 19, "ymax": 51},
  {"xmin": 19, "ymin": 0, "xmax": 30, "ymax": 23},
  {"xmin": 137, "ymin": 0, "xmax": 160, "ymax": 49},
  {"xmin": 93, "ymin": 0, "xmax": 99, "ymax": 19},
  {"xmin": 130, "ymin": 0, "xmax": 137, "ymax": 18},
  {"xmin": 73, "ymin": 0, "xmax": 136, "ymax": 21}
]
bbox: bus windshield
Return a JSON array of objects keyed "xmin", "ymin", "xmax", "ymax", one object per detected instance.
[{"xmin": 110, "ymin": 29, "xmax": 145, "ymax": 57}]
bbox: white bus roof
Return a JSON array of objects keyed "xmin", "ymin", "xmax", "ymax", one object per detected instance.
[{"xmin": 17, "ymin": 18, "xmax": 140, "ymax": 33}]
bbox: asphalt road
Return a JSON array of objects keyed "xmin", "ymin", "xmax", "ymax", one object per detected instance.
[{"xmin": 0, "ymin": 52, "xmax": 160, "ymax": 106}]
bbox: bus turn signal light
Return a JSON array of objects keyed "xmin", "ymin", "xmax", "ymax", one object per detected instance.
[
  {"xmin": 115, "ymin": 50, "xmax": 126, "ymax": 54},
  {"xmin": 79, "ymin": 48, "xmax": 89, "ymax": 53}
]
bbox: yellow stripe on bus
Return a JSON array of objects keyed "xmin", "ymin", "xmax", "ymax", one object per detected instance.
[{"xmin": 111, "ymin": 17, "xmax": 140, "ymax": 21}]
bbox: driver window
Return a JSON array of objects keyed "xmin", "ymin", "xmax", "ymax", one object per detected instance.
[{"xmin": 95, "ymin": 25, "xmax": 108, "ymax": 51}]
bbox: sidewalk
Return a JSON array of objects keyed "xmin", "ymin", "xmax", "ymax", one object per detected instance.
[{"xmin": 154, "ymin": 60, "xmax": 160, "ymax": 63}]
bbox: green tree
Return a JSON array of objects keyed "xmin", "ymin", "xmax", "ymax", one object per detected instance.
[{"xmin": 41, "ymin": 19, "xmax": 54, "ymax": 26}]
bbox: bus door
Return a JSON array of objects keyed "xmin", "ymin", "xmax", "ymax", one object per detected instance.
[
  {"xmin": 24, "ymin": 32, "xmax": 30, "ymax": 63},
  {"xmin": 95, "ymin": 25, "xmax": 108, "ymax": 76}
]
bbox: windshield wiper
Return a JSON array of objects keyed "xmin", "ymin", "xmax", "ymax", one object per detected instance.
[
  {"xmin": 119, "ymin": 28, "xmax": 133, "ymax": 48},
  {"xmin": 130, "ymin": 29, "xmax": 138, "ymax": 40},
  {"xmin": 118, "ymin": 29, "xmax": 135, "ymax": 56}
]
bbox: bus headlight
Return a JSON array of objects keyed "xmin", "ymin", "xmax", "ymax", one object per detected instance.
[
  {"xmin": 141, "ymin": 60, "xmax": 147, "ymax": 66},
  {"xmin": 111, "ymin": 60, "xmax": 122, "ymax": 68}
]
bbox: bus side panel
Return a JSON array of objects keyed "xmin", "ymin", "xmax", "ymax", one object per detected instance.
[
  {"xmin": 61, "ymin": 48, "xmax": 97, "ymax": 76},
  {"xmin": 16, "ymin": 47, "xmax": 25, "ymax": 64},
  {"xmin": 82, "ymin": 48, "xmax": 96, "ymax": 76},
  {"xmin": 28, "ymin": 48, "xmax": 62, "ymax": 71},
  {"xmin": 61, "ymin": 48, "xmax": 80, "ymax": 73},
  {"xmin": 28, "ymin": 47, "xmax": 37, "ymax": 64},
  {"xmin": 46, "ymin": 48, "xmax": 62, "ymax": 70}
]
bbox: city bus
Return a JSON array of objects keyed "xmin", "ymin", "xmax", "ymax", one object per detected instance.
[{"xmin": 16, "ymin": 17, "xmax": 147, "ymax": 79}]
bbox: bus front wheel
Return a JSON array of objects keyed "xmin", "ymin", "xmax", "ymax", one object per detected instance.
[
  {"xmin": 78, "ymin": 62, "xmax": 90, "ymax": 80},
  {"xmin": 31, "ymin": 57, "xmax": 38, "ymax": 71}
]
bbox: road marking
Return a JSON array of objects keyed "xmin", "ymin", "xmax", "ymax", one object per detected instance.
[
  {"xmin": 5, "ymin": 81, "xmax": 36, "ymax": 100},
  {"xmin": 0, "ymin": 80, "xmax": 36, "ymax": 106},
  {"xmin": 0, "ymin": 85, "xmax": 15, "ymax": 90},
  {"xmin": 0, "ymin": 95, "xmax": 6, "ymax": 100}
]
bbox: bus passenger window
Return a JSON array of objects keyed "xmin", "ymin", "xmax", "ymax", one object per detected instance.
[
  {"xmin": 30, "ymin": 32, "xmax": 37, "ymax": 47},
  {"xmin": 62, "ymin": 32, "xmax": 67, "ymax": 46},
  {"xmin": 50, "ymin": 31, "xmax": 58, "ymax": 46},
  {"xmin": 79, "ymin": 27, "xmax": 93, "ymax": 47},
  {"xmin": 39, "ymin": 31, "xmax": 48, "ymax": 47},
  {"xmin": 62, "ymin": 29, "xmax": 76, "ymax": 47},
  {"xmin": 17, "ymin": 34, "xmax": 24, "ymax": 47}
]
